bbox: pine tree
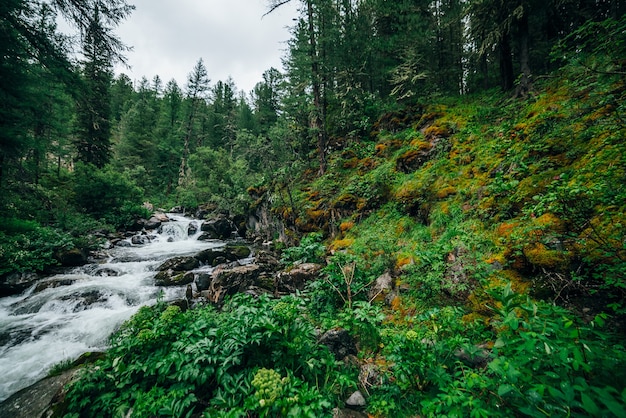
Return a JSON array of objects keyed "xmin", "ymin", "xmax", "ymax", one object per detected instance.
[{"xmin": 74, "ymin": 5, "xmax": 114, "ymax": 168}]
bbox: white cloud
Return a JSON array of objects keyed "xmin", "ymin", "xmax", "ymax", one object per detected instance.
[{"xmin": 113, "ymin": 0, "xmax": 299, "ymax": 94}]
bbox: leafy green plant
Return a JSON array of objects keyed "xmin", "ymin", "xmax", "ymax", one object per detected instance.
[
  {"xmin": 0, "ymin": 221, "xmax": 73, "ymax": 275},
  {"xmin": 63, "ymin": 294, "xmax": 348, "ymax": 417},
  {"xmin": 417, "ymin": 284, "xmax": 626, "ymax": 417},
  {"xmin": 281, "ymin": 232, "xmax": 326, "ymax": 265}
]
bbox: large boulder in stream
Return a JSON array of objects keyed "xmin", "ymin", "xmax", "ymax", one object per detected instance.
[
  {"xmin": 154, "ymin": 256, "xmax": 200, "ymax": 287},
  {"xmin": 195, "ymin": 244, "xmax": 251, "ymax": 266},
  {"xmin": 200, "ymin": 217, "xmax": 238, "ymax": 240},
  {"xmin": 55, "ymin": 248, "xmax": 88, "ymax": 267},
  {"xmin": 158, "ymin": 256, "xmax": 199, "ymax": 272},
  {"xmin": 155, "ymin": 270, "xmax": 195, "ymax": 287},
  {"xmin": 0, "ymin": 272, "xmax": 43, "ymax": 297}
]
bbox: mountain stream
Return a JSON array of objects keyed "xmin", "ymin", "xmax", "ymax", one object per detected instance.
[{"xmin": 0, "ymin": 214, "xmax": 222, "ymax": 401}]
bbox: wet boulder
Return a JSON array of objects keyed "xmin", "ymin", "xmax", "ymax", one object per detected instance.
[
  {"xmin": 155, "ymin": 270, "xmax": 195, "ymax": 287},
  {"xmin": 0, "ymin": 272, "xmax": 42, "ymax": 297},
  {"xmin": 144, "ymin": 216, "xmax": 163, "ymax": 230},
  {"xmin": 200, "ymin": 217, "xmax": 237, "ymax": 240},
  {"xmin": 131, "ymin": 235, "xmax": 151, "ymax": 245},
  {"xmin": 55, "ymin": 248, "xmax": 88, "ymax": 267},
  {"xmin": 157, "ymin": 256, "xmax": 199, "ymax": 272},
  {"xmin": 195, "ymin": 272, "xmax": 213, "ymax": 292},
  {"xmin": 34, "ymin": 278, "xmax": 77, "ymax": 293},
  {"xmin": 187, "ymin": 221, "xmax": 199, "ymax": 236},
  {"xmin": 195, "ymin": 244, "xmax": 251, "ymax": 266}
]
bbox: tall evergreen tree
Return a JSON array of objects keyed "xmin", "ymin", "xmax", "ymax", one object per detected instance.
[
  {"xmin": 179, "ymin": 58, "xmax": 210, "ymax": 186},
  {"xmin": 74, "ymin": 5, "xmax": 114, "ymax": 168},
  {"xmin": 267, "ymin": 0, "xmax": 330, "ymax": 174}
]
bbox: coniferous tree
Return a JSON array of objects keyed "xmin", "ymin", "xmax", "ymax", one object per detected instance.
[
  {"xmin": 74, "ymin": 6, "xmax": 115, "ymax": 168},
  {"xmin": 179, "ymin": 58, "xmax": 210, "ymax": 186}
]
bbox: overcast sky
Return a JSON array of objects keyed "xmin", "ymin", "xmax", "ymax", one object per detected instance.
[{"xmin": 110, "ymin": 0, "xmax": 300, "ymax": 94}]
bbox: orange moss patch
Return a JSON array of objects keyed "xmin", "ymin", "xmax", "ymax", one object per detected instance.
[
  {"xmin": 339, "ymin": 221, "xmax": 355, "ymax": 232},
  {"xmin": 484, "ymin": 253, "xmax": 506, "ymax": 266},
  {"xmin": 306, "ymin": 208, "xmax": 327, "ymax": 223},
  {"xmin": 396, "ymin": 149, "xmax": 431, "ymax": 173},
  {"xmin": 423, "ymin": 123, "xmax": 450, "ymax": 138},
  {"xmin": 523, "ymin": 242, "xmax": 571, "ymax": 269},
  {"xmin": 390, "ymin": 295, "xmax": 403, "ymax": 312},
  {"xmin": 359, "ymin": 157, "xmax": 378, "ymax": 171},
  {"xmin": 495, "ymin": 220, "xmax": 519, "ymax": 239},
  {"xmin": 534, "ymin": 213, "xmax": 565, "ymax": 233},
  {"xmin": 409, "ymin": 139, "xmax": 433, "ymax": 151},
  {"xmin": 436, "ymin": 186, "xmax": 457, "ymax": 199},
  {"xmin": 330, "ymin": 238, "xmax": 354, "ymax": 251},
  {"xmin": 375, "ymin": 139, "xmax": 403, "ymax": 157},
  {"xmin": 343, "ymin": 157, "xmax": 359, "ymax": 169},
  {"xmin": 461, "ymin": 312, "xmax": 489, "ymax": 325},
  {"xmin": 395, "ymin": 255, "xmax": 414, "ymax": 269}
]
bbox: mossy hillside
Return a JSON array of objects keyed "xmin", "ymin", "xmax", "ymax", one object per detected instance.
[{"xmin": 289, "ymin": 73, "xmax": 625, "ymax": 314}]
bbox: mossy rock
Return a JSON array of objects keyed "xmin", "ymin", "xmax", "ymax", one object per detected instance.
[
  {"xmin": 523, "ymin": 243, "xmax": 572, "ymax": 270},
  {"xmin": 396, "ymin": 149, "xmax": 431, "ymax": 173},
  {"xmin": 224, "ymin": 244, "xmax": 252, "ymax": 260},
  {"xmin": 155, "ymin": 270, "xmax": 195, "ymax": 286}
]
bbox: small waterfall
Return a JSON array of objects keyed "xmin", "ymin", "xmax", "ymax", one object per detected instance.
[{"xmin": 0, "ymin": 214, "xmax": 222, "ymax": 402}]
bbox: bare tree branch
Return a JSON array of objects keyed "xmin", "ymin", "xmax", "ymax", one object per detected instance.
[{"xmin": 263, "ymin": 0, "xmax": 293, "ymax": 17}]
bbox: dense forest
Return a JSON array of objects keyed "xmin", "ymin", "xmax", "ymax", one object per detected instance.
[{"xmin": 1, "ymin": 0, "xmax": 626, "ymax": 416}]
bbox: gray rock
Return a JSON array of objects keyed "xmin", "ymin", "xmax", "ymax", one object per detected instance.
[
  {"xmin": 56, "ymin": 248, "xmax": 87, "ymax": 267},
  {"xmin": 345, "ymin": 391, "xmax": 367, "ymax": 408},
  {"xmin": 34, "ymin": 278, "xmax": 77, "ymax": 293},
  {"xmin": 187, "ymin": 221, "xmax": 199, "ymax": 236},
  {"xmin": 195, "ymin": 245, "xmax": 251, "ymax": 266},
  {"xmin": 144, "ymin": 216, "xmax": 162, "ymax": 230},
  {"xmin": 206, "ymin": 264, "xmax": 262, "ymax": 304},
  {"xmin": 0, "ymin": 272, "xmax": 42, "ymax": 296},
  {"xmin": 155, "ymin": 270, "xmax": 195, "ymax": 287},
  {"xmin": 368, "ymin": 271, "xmax": 394, "ymax": 303},
  {"xmin": 197, "ymin": 231, "xmax": 219, "ymax": 241},
  {"xmin": 195, "ymin": 272, "xmax": 212, "ymax": 292},
  {"xmin": 200, "ymin": 217, "xmax": 237, "ymax": 240},
  {"xmin": 157, "ymin": 256, "xmax": 200, "ymax": 272},
  {"xmin": 131, "ymin": 235, "xmax": 151, "ymax": 245},
  {"xmin": 276, "ymin": 263, "xmax": 322, "ymax": 293}
]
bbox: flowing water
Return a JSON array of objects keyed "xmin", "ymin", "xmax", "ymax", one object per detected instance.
[{"xmin": 0, "ymin": 214, "xmax": 222, "ymax": 402}]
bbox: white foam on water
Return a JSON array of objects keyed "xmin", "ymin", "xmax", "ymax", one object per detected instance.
[{"xmin": 0, "ymin": 214, "xmax": 221, "ymax": 401}]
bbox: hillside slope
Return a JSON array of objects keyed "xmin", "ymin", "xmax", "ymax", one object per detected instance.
[{"xmin": 280, "ymin": 69, "xmax": 626, "ymax": 320}]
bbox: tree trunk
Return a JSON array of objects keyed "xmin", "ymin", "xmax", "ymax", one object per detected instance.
[
  {"xmin": 306, "ymin": 0, "xmax": 328, "ymax": 175},
  {"xmin": 515, "ymin": 9, "xmax": 531, "ymax": 97},
  {"xmin": 499, "ymin": 35, "xmax": 514, "ymax": 91}
]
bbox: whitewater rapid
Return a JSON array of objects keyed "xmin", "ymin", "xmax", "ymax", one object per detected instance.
[{"xmin": 0, "ymin": 214, "xmax": 221, "ymax": 401}]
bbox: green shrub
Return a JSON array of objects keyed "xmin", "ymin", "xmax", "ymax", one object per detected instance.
[
  {"xmin": 368, "ymin": 284, "xmax": 626, "ymax": 417},
  {"xmin": 0, "ymin": 221, "xmax": 73, "ymax": 275},
  {"xmin": 281, "ymin": 232, "xmax": 326, "ymax": 265},
  {"xmin": 72, "ymin": 163, "xmax": 148, "ymax": 229}
]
